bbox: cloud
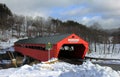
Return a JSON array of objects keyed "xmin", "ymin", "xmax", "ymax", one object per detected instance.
[
  {"xmin": 80, "ymin": 16, "xmax": 120, "ymax": 29},
  {"xmin": 0, "ymin": 0, "xmax": 120, "ymax": 29},
  {"xmin": 80, "ymin": 0, "xmax": 120, "ymax": 29},
  {"xmin": 0, "ymin": 0, "xmax": 84, "ymax": 17},
  {"xmin": 85, "ymin": 0, "xmax": 120, "ymax": 18},
  {"xmin": 60, "ymin": 7, "xmax": 91, "ymax": 16}
]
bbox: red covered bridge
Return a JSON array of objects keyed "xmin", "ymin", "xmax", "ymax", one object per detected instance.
[{"xmin": 14, "ymin": 34, "xmax": 88, "ymax": 61}]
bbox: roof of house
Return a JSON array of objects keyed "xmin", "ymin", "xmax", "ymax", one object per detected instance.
[{"xmin": 15, "ymin": 34, "xmax": 71, "ymax": 44}]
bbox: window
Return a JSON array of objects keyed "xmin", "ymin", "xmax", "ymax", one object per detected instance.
[{"xmin": 25, "ymin": 45, "xmax": 46, "ymax": 51}]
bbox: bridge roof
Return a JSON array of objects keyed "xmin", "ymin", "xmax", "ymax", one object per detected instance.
[{"xmin": 15, "ymin": 34, "xmax": 71, "ymax": 44}]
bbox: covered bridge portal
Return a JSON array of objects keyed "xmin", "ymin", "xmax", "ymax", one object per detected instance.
[{"xmin": 14, "ymin": 34, "xmax": 88, "ymax": 61}]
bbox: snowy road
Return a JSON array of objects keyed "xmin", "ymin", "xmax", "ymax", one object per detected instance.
[{"xmin": 94, "ymin": 63, "xmax": 120, "ymax": 71}]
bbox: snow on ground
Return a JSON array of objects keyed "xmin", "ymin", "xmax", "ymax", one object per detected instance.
[
  {"xmin": 86, "ymin": 44, "xmax": 120, "ymax": 64},
  {"xmin": 0, "ymin": 37, "xmax": 18, "ymax": 54},
  {"xmin": 0, "ymin": 61, "xmax": 120, "ymax": 77},
  {"xmin": 0, "ymin": 37, "xmax": 27, "ymax": 53},
  {"xmin": 87, "ymin": 44, "xmax": 120, "ymax": 59},
  {"xmin": 86, "ymin": 52, "xmax": 120, "ymax": 59},
  {"xmin": 0, "ymin": 38, "xmax": 18, "ymax": 49}
]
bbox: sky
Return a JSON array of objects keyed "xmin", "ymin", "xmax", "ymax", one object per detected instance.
[{"xmin": 1, "ymin": 0, "xmax": 120, "ymax": 29}]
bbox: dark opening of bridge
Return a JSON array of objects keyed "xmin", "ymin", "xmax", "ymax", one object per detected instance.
[{"xmin": 58, "ymin": 44, "xmax": 85, "ymax": 59}]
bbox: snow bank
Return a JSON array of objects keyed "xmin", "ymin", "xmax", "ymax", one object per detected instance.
[{"xmin": 0, "ymin": 61, "xmax": 119, "ymax": 77}]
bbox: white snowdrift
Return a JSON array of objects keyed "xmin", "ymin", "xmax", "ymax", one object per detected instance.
[{"xmin": 0, "ymin": 61, "xmax": 119, "ymax": 77}]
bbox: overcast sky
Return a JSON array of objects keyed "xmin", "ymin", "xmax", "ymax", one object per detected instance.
[{"xmin": 1, "ymin": 0, "xmax": 120, "ymax": 29}]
